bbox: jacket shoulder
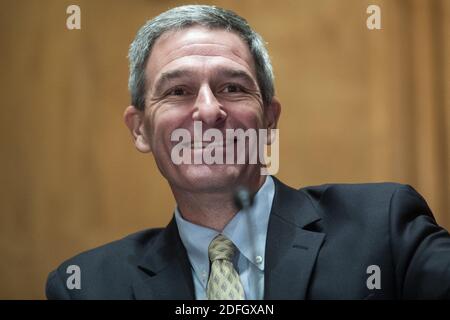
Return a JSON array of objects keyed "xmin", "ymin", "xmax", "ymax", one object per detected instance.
[
  {"xmin": 297, "ymin": 182, "xmax": 424, "ymax": 226},
  {"xmin": 59, "ymin": 228, "xmax": 163, "ymax": 266},
  {"xmin": 299, "ymin": 182, "xmax": 417, "ymax": 206},
  {"xmin": 46, "ymin": 227, "xmax": 164, "ymax": 299}
]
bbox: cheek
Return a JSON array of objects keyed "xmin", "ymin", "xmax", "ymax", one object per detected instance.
[
  {"xmin": 227, "ymin": 102, "xmax": 265, "ymax": 128},
  {"xmin": 146, "ymin": 108, "xmax": 187, "ymax": 149}
]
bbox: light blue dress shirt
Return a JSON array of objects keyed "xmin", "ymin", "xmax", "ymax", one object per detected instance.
[{"xmin": 174, "ymin": 176, "xmax": 275, "ymax": 300}]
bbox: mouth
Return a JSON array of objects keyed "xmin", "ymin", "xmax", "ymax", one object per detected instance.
[{"xmin": 190, "ymin": 138, "xmax": 238, "ymax": 150}]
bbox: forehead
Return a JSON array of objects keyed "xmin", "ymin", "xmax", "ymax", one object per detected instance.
[{"xmin": 145, "ymin": 26, "xmax": 256, "ymax": 85}]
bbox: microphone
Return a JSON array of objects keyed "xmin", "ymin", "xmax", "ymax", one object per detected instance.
[{"xmin": 233, "ymin": 186, "xmax": 254, "ymax": 211}]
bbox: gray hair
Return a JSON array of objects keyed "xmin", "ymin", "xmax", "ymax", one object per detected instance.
[{"xmin": 128, "ymin": 5, "xmax": 274, "ymax": 110}]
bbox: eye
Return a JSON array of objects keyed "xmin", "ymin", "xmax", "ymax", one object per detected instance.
[
  {"xmin": 222, "ymin": 84, "xmax": 243, "ymax": 93},
  {"xmin": 167, "ymin": 87, "xmax": 187, "ymax": 96}
]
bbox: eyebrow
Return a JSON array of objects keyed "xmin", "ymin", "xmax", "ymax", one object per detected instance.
[
  {"xmin": 151, "ymin": 69, "xmax": 194, "ymax": 95},
  {"xmin": 217, "ymin": 69, "xmax": 257, "ymax": 87},
  {"xmin": 152, "ymin": 67, "xmax": 258, "ymax": 94}
]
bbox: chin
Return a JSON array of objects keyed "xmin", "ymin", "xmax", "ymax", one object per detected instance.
[{"xmin": 176, "ymin": 164, "xmax": 242, "ymax": 192}]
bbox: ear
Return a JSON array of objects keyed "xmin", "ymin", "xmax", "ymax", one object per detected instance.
[
  {"xmin": 123, "ymin": 105, "xmax": 152, "ymax": 153},
  {"xmin": 264, "ymin": 97, "xmax": 281, "ymax": 145}
]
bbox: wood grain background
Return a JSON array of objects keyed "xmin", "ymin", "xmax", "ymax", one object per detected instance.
[{"xmin": 0, "ymin": 0, "xmax": 448, "ymax": 299}]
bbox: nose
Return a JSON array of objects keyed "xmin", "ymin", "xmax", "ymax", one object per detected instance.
[{"xmin": 192, "ymin": 84, "xmax": 227, "ymax": 127}]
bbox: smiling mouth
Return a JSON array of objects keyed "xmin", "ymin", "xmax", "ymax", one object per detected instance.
[{"xmin": 190, "ymin": 138, "xmax": 238, "ymax": 150}]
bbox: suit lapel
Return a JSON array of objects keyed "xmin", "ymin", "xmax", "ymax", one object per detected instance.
[
  {"xmin": 264, "ymin": 177, "xmax": 325, "ymax": 300},
  {"xmin": 131, "ymin": 177, "xmax": 325, "ymax": 300},
  {"xmin": 132, "ymin": 218, "xmax": 195, "ymax": 300}
]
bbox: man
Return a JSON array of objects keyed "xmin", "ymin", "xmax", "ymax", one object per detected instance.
[{"xmin": 46, "ymin": 5, "xmax": 450, "ymax": 299}]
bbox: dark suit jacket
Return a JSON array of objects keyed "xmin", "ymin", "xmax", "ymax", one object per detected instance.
[{"xmin": 46, "ymin": 177, "xmax": 450, "ymax": 299}]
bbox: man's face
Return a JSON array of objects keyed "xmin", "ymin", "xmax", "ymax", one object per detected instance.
[{"xmin": 125, "ymin": 26, "xmax": 279, "ymax": 193}]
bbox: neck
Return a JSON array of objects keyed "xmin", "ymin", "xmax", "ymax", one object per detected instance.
[{"xmin": 172, "ymin": 175, "xmax": 266, "ymax": 231}]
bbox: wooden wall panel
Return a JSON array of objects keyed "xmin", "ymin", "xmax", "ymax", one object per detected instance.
[{"xmin": 0, "ymin": 0, "xmax": 448, "ymax": 298}]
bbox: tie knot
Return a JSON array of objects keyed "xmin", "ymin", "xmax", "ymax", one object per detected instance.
[{"xmin": 208, "ymin": 234, "xmax": 236, "ymax": 262}]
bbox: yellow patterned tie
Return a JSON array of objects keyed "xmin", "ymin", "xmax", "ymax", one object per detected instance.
[{"xmin": 206, "ymin": 234, "xmax": 245, "ymax": 300}]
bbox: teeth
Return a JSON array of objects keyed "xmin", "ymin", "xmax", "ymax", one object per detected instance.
[{"xmin": 190, "ymin": 140, "xmax": 235, "ymax": 149}]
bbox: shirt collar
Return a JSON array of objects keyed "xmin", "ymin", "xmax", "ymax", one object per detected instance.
[{"xmin": 175, "ymin": 176, "xmax": 275, "ymax": 279}]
